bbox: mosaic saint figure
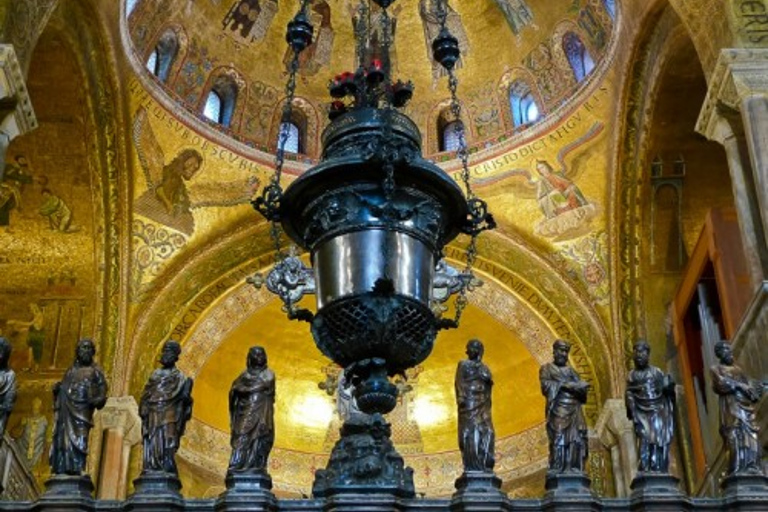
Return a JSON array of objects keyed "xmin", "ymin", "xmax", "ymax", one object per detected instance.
[
  {"xmin": 49, "ymin": 338, "xmax": 108, "ymax": 475},
  {"xmin": 132, "ymin": 107, "xmax": 255, "ymax": 236},
  {"xmin": 18, "ymin": 397, "xmax": 48, "ymax": 469},
  {"xmin": 39, "ymin": 188, "xmax": 77, "ymax": 233},
  {"xmin": 228, "ymin": 346, "xmax": 275, "ymax": 473},
  {"xmin": 625, "ymin": 340, "xmax": 675, "ymax": 473},
  {"xmin": 492, "ymin": 0, "xmax": 535, "ymax": 36},
  {"xmin": 0, "ymin": 155, "xmax": 32, "ymax": 233},
  {"xmin": 456, "ymin": 339, "xmax": 495, "ymax": 472},
  {"xmin": 285, "ymin": 0, "xmax": 334, "ymax": 76},
  {"xmin": 540, "ymin": 339, "xmax": 589, "ymax": 473},
  {"xmin": 711, "ymin": 341, "xmax": 766, "ymax": 475},
  {"xmin": 139, "ymin": 340, "xmax": 194, "ymax": 475},
  {"xmin": 0, "ymin": 337, "xmax": 17, "ymax": 439},
  {"xmin": 419, "ymin": 0, "xmax": 469, "ymax": 81},
  {"xmin": 6, "ymin": 302, "xmax": 45, "ymax": 373}
]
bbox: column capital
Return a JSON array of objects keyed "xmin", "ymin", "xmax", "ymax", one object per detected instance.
[
  {"xmin": 0, "ymin": 44, "xmax": 37, "ymax": 138},
  {"xmin": 99, "ymin": 396, "xmax": 142, "ymax": 446},
  {"xmin": 697, "ymin": 48, "xmax": 768, "ymax": 141},
  {"xmin": 595, "ymin": 398, "xmax": 634, "ymax": 447}
]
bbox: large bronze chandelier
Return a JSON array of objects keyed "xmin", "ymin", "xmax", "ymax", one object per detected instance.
[{"xmin": 251, "ymin": 0, "xmax": 494, "ymax": 416}]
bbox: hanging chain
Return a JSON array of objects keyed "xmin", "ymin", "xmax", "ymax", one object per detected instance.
[
  {"xmin": 254, "ymin": 0, "xmax": 312, "ymax": 263},
  {"xmin": 380, "ymin": 5, "xmax": 396, "ymax": 200},
  {"xmin": 434, "ymin": 0, "xmax": 494, "ymax": 327}
]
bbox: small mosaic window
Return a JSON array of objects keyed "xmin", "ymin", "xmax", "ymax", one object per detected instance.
[
  {"xmin": 203, "ymin": 90, "xmax": 223, "ymax": 124},
  {"xmin": 126, "ymin": 0, "xmax": 139, "ymax": 17},
  {"xmin": 509, "ymin": 80, "xmax": 541, "ymax": 128},
  {"xmin": 563, "ymin": 32, "xmax": 595, "ymax": 82},
  {"xmin": 279, "ymin": 122, "xmax": 301, "ymax": 154},
  {"xmin": 603, "ymin": 0, "xmax": 616, "ymax": 19},
  {"xmin": 145, "ymin": 49, "xmax": 158, "ymax": 76},
  {"xmin": 441, "ymin": 120, "xmax": 463, "ymax": 153}
]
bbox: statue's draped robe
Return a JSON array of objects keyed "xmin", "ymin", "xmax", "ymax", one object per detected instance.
[
  {"xmin": 140, "ymin": 367, "xmax": 193, "ymax": 474},
  {"xmin": 625, "ymin": 366, "xmax": 674, "ymax": 446},
  {"xmin": 539, "ymin": 362, "xmax": 587, "ymax": 471},
  {"xmin": 50, "ymin": 364, "xmax": 107, "ymax": 474},
  {"xmin": 228, "ymin": 367, "xmax": 275, "ymax": 471},
  {"xmin": 0, "ymin": 368, "xmax": 16, "ymax": 437},
  {"xmin": 711, "ymin": 362, "xmax": 761, "ymax": 472},
  {"xmin": 455, "ymin": 359, "xmax": 495, "ymax": 472}
]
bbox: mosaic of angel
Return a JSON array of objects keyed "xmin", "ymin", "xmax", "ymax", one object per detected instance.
[
  {"xmin": 419, "ymin": 0, "xmax": 469, "ymax": 82},
  {"xmin": 132, "ymin": 107, "xmax": 257, "ymax": 236},
  {"xmin": 484, "ymin": 123, "xmax": 603, "ymax": 240}
]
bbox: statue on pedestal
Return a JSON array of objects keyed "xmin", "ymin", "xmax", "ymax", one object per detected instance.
[
  {"xmin": 711, "ymin": 341, "xmax": 765, "ymax": 475},
  {"xmin": 49, "ymin": 338, "xmax": 108, "ymax": 475},
  {"xmin": 625, "ymin": 340, "xmax": 675, "ymax": 473},
  {"xmin": 228, "ymin": 346, "xmax": 275, "ymax": 474},
  {"xmin": 540, "ymin": 339, "xmax": 589, "ymax": 473},
  {"xmin": 139, "ymin": 340, "xmax": 193, "ymax": 476},
  {"xmin": 455, "ymin": 339, "xmax": 495, "ymax": 473},
  {"xmin": 0, "ymin": 337, "xmax": 17, "ymax": 439}
]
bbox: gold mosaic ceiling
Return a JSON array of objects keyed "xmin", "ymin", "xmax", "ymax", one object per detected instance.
[{"xmin": 127, "ymin": 0, "xmax": 613, "ymax": 156}]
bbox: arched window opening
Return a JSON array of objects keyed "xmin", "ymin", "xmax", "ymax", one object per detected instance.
[
  {"xmin": 145, "ymin": 48, "xmax": 158, "ymax": 75},
  {"xmin": 563, "ymin": 32, "xmax": 595, "ymax": 82},
  {"xmin": 126, "ymin": 0, "xmax": 140, "ymax": 17},
  {"xmin": 203, "ymin": 75, "xmax": 238, "ymax": 127},
  {"xmin": 440, "ymin": 120, "xmax": 463, "ymax": 153},
  {"xmin": 151, "ymin": 30, "xmax": 179, "ymax": 83},
  {"xmin": 279, "ymin": 122, "xmax": 300, "ymax": 154},
  {"xmin": 602, "ymin": 0, "xmax": 616, "ymax": 19},
  {"xmin": 509, "ymin": 80, "xmax": 541, "ymax": 128},
  {"xmin": 203, "ymin": 90, "xmax": 223, "ymax": 123}
]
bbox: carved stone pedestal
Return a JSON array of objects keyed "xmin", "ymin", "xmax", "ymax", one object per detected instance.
[
  {"xmin": 126, "ymin": 472, "xmax": 184, "ymax": 511},
  {"xmin": 37, "ymin": 475, "xmax": 95, "ymax": 510},
  {"xmin": 629, "ymin": 473, "xmax": 687, "ymax": 511},
  {"xmin": 311, "ymin": 414, "xmax": 415, "ymax": 499},
  {"xmin": 721, "ymin": 472, "xmax": 768, "ymax": 511},
  {"xmin": 451, "ymin": 471, "xmax": 506, "ymax": 511},
  {"xmin": 215, "ymin": 472, "xmax": 278, "ymax": 512},
  {"xmin": 542, "ymin": 473, "xmax": 598, "ymax": 511}
]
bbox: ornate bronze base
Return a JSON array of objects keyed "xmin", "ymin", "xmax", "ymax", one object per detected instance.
[
  {"xmin": 722, "ymin": 471, "xmax": 768, "ymax": 510},
  {"xmin": 127, "ymin": 471, "xmax": 184, "ymax": 511},
  {"xmin": 543, "ymin": 471, "xmax": 594, "ymax": 502},
  {"xmin": 312, "ymin": 413, "xmax": 415, "ymax": 499},
  {"xmin": 39, "ymin": 474, "xmax": 95, "ymax": 511},
  {"xmin": 216, "ymin": 471, "xmax": 278, "ymax": 512},
  {"xmin": 452, "ymin": 471, "xmax": 506, "ymax": 511},
  {"xmin": 629, "ymin": 473, "xmax": 687, "ymax": 511}
]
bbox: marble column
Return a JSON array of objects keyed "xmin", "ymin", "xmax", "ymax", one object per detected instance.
[
  {"xmin": 95, "ymin": 397, "xmax": 142, "ymax": 500},
  {"xmin": 595, "ymin": 399, "xmax": 637, "ymax": 498},
  {"xmin": 0, "ymin": 44, "xmax": 38, "ymax": 180}
]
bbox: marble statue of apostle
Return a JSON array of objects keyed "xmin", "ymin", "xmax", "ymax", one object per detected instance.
[
  {"xmin": 625, "ymin": 340, "xmax": 675, "ymax": 473},
  {"xmin": 540, "ymin": 339, "xmax": 590, "ymax": 473},
  {"xmin": 455, "ymin": 339, "xmax": 495, "ymax": 472},
  {"xmin": 228, "ymin": 346, "xmax": 275, "ymax": 473},
  {"xmin": 139, "ymin": 340, "xmax": 194, "ymax": 475},
  {"xmin": 0, "ymin": 337, "xmax": 17, "ymax": 438},
  {"xmin": 49, "ymin": 338, "xmax": 108, "ymax": 475},
  {"xmin": 711, "ymin": 341, "xmax": 766, "ymax": 475}
]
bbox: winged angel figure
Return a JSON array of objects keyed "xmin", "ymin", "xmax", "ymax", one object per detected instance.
[
  {"xmin": 486, "ymin": 123, "xmax": 604, "ymax": 240},
  {"xmin": 132, "ymin": 107, "xmax": 258, "ymax": 236}
]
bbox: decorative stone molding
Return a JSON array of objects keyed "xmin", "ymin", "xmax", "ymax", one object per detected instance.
[{"xmin": 696, "ymin": 48, "xmax": 768, "ymax": 138}]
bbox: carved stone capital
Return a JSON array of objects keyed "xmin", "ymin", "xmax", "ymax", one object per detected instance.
[
  {"xmin": 697, "ymin": 48, "xmax": 768, "ymax": 141},
  {"xmin": 0, "ymin": 44, "xmax": 37, "ymax": 139},
  {"xmin": 99, "ymin": 396, "xmax": 142, "ymax": 446},
  {"xmin": 595, "ymin": 399, "xmax": 634, "ymax": 447}
]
